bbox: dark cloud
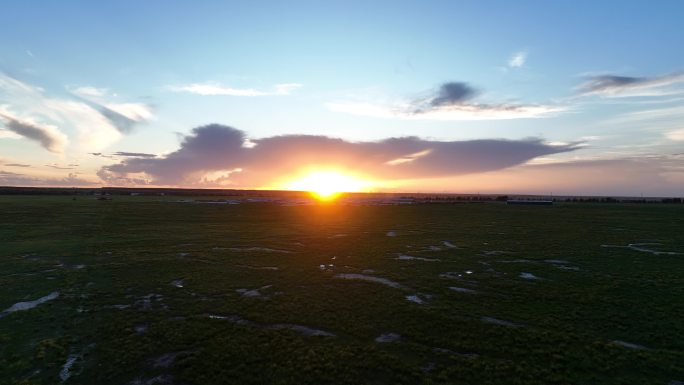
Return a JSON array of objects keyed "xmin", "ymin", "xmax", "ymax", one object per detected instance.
[
  {"xmin": 112, "ymin": 152, "xmax": 157, "ymax": 158},
  {"xmin": 0, "ymin": 112, "xmax": 68, "ymax": 153},
  {"xmin": 4, "ymin": 163, "xmax": 31, "ymax": 167},
  {"xmin": 429, "ymin": 82, "xmax": 478, "ymax": 107},
  {"xmin": 90, "ymin": 152, "xmax": 156, "ymax": 159},
  {"xmin": 89, "ymin": 152, "xmax": 114, "ymax": 159},
  {"xmin": 0, "ymin": 170, "xmax": 21, "ymax": 177},
  {"xmin": 387, "ymin": 81, "xmax": 560, "ymax": 118},
  {"xmin": 578, "ymin": 72, "xmax": 684, "ymax": 96},
  {"xmin": 98, "ymin": 124, "xmax": 581, "ymax": 187},
  {"xmin": 45, "ymin": 164, "xmax": 75, "ymax": 170}
]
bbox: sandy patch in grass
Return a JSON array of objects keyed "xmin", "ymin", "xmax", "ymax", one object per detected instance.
[
  {"xmin": 0, "ymin": 291, "xmax": 59, "ymax": 318},
  {"xmin": 59, "ymin": 354, "xmax": 79, "ymax": 382},
  {"xmin": 611, "ymin": 340, "xmax": 649, "ymax": 350},
  {"xmin": 481, "ymin": 317, "xmax": 521, "ymax": 328},
  {"xmin": 228, "ymin": 247, "xmax": 292, "ymax": 253},
  {"xmin": 601, "ymin": 243, "xmax": 680, "ymax": 255},
  {"xmin": 481, "ymin": 250, "xmax": 516, "ymax": 256},
  {"xmin": 519, "ymin": 272, "xmax": 541, "ymax": 280},
  {"xmin": 266, "ymin": 324, "xmax": 335, "ymax": 337},
  {"xmin": 205, "ymin": 314, "xmax": 335, "ymax": 337},
  {"xmin": 405, "ymin": 295, "xmax": 424, "ymax": 304},
  {"xmin": 449, "ymin": 287, "xmax": 477, "ymax": 294},
  {"xmin": 375, "ymin": 333, "xmax": 401, "ymax": 343},
  {"xmin": 236, "ymin": 285, "xmax": 272, "ymax": 298},
  {"xmin": 237, "ymin": 264, "xmax": 279, "ymax": 271},
  {"xmin": 396, "ymin": 254, "xmax": 440, "ymax": 262},
  {"xmin": 335, "ymin": 273, "xmax": 404, "ymax": 289}
]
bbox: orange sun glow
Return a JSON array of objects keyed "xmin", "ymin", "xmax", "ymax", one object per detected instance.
[{"xmin": 283, "ymin": 171, "xmax": 372, "ymax": 200}]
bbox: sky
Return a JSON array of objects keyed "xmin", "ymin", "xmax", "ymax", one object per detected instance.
[{"xmin": 1, "ymin": 0, "xmax": 683, "ymax": 196}]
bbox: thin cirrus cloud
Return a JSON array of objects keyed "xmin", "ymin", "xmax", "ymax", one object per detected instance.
[
  {"xmin": 170, "ymin": 82, "xmax": 302, "ymax": 96},
  {"xmin": 98, "ymin": 123, "xmax": 581, "ymax": 187},
  {"xmin": 327, "ymin": 81, "xmax": 563, "ymax": 121},
  {"xmin": 0, "ymin": 170, "xmax": 99, "ymax": 187},
  {"xmin": 577, "ymin": 71, "xmax": 684, "ymax": 97},
  {"xmin": 112, "ymin": 151, "xmax": 157, "ymax": 158},
  {"xmin": 0, "ymin": 73, "xmax": 154, "ymax": 153}
]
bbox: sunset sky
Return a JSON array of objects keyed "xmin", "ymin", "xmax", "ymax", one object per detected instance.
[{"xmin": 1, "ymin": 0, "xmax": 683, "ymax": 196}]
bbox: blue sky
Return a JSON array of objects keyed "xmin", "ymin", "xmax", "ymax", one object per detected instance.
[{"xmin": 1, "ymin": 0, "xmax": 683, "ymax": 195}]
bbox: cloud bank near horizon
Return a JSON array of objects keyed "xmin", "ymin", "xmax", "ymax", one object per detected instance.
[{"xmin": 98, "ymin": 123, "xmax": 580, "ymax": 187}]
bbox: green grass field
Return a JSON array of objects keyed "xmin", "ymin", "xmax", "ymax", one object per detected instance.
[{"xmin": 1, "ymin": 196, "xmax": 682, "ymax": 385}]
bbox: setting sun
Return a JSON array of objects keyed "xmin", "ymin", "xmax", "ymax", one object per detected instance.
[{"xmin": 283, "ymin": 171, "xmax": 372, "ymax": 200}]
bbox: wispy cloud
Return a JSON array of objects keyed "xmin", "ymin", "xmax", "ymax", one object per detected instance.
[
  {"xmin": 71, "ymin": 86, "xmax": 155, "ymax": 134},
  {"xmin": 0, "ymin": 73, "xmax": 154, "ymax": 152},
  {"xmin": 0, "ymin": 107, "xmax": 69, "ymax": 153},
  {"xmin": 327, "ymin": 81, "xmax": 563, "ymax": 121},
  {"xmin": 98, "ymin": 123, "xmax": 580, "ymax": 187},
  {"xmin": 666, "ymin": 128, "xmax": 684, "ymax": 141},
  {"xmin": 170, "ymin": 82, "xmax": 302, "ymax": 96},
  {"xmin": 45, "ymin": 164, "xmax": 76, "ymax": 170},
  {"xmin": 90, "ymin": 151, "xmax": 156, "ymax": 159},
  {"xmin": 112, "ymin": 151, "xmax": 156, "ymax": 158},
  {"xmin": 578, "ymin": 71, "xmax": 684, "ymax": 97},
  {"xmin": 71, "ymin": 86, "xmax": 106, "ymax": 97},
  {"xmin": 508, "ymin": 51, "xmax": 527, "ymax": 68}
]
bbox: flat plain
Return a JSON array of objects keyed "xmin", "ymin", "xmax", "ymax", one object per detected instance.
[{"xmin": 1, "ymin": 196, "xmax": 682, "ymax": 385}]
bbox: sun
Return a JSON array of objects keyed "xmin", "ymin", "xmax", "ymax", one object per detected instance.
[{"xmin": 283, "ymin": 171, "xmax": 371, "ymax": 200}]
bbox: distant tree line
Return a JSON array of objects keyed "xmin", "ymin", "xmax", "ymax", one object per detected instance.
[{"xmin": 0, "ymin": 187, "xmax": 682, "ymax": 203}]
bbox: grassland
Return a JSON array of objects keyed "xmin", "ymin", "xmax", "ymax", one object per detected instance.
[{"xmin": 1, "ymin": 196, "xmax": 682, "ymax": 384}]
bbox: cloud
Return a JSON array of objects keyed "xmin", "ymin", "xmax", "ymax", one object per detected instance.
[
  {"xmin": 71, "ymin": 86, "xmax": 106, "ymax": 97},
  {"xmin": 0, "ymin": 170, "xmax": 99, "ymax": 187},
  {"xmin": 112, "ymin": 151, "xmax": 157, "ymax": 158},
  {"xmin": 4, "ymin": 163, "xmax": 31, "ymax": 167},
  {"xmin": 170, "ymin": 82, "xmax": 302, "ymax": 96},
  {"xmin": 390, "ymin": 154, "xmax": 684, "ymax": 196},
  {"xmin": 427, "ymin": 82, "xmax": 478, "ymax": 108},
  {"xmin": 516, "ymin": 155, "xmax": 684, "ymax": 196},
  {"xmin": 71, "ymin": 87, "xmax": 154, "ymax": 134},
  {"xmin": 45, "ymin": 164, "xmax": 75, "ymax": 170},
  {"xmin": 0, "ymin": 108, "xmax": 68, "ymax": 153},
  {"xmin": 578, "ymin": 71, "xmax": 684, "ymax": 97},
  {"xmin": 327, "ymin": 81, "xmax": 563, "ymax": 120},
  {"xmin": 666, "ymin": 128, "xmax": 684, "ymax": 141},
  {"xmin": 0, "ymin": 73, "xmax": 154, "ymax": 152},
  {"xmin": 89, "ymin": 151, "xmax": 157, "ymax": 159},
  {"xmin": 508, "ymin": 51, "xmax": 527, "ymax": 68},
  {"xmin": 98, "ymin": 123, "xmax": 580, "ymax": 187}
]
